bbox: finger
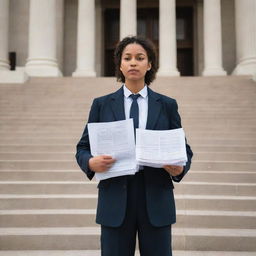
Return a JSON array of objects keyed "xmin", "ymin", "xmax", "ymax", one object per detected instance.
[
  {"xmin": 102, "ymin": 155, "xmax": 114, "ymax": 159},
  {"xmin": 103, "ymin": 158, "xmax": 116, "ymax": 164}
]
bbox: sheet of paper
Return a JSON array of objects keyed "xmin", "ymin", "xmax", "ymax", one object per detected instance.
[
  {"xmin": 136, "ymin": 128, "xmax": 187, "ymax": 168},
  {"xmin": 88, "ymin": 119, "xmax": 138, "ymax": 181}
]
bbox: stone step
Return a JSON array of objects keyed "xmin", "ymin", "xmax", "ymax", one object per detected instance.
[
  {"xmin": 184, "ymin": 171, "xmax": 256, "ymax": 183},
  {"xmin": 0, "ymin": 181, "xmax": 255, "ymax": 196},
  {"xmin": 0, "ymin": 160, "xmax": 255, "ymax": 171},
  {"xmin": 0, "ymin": 194, "xmax": 255, "ymax": 211},
  {"xmin": 1, "ymin": 152, "xmax": 256, "ymax": 161},
  {"xmin": 193, "ymin": 146, "xmax": 256, "ymax": 153},
  {"xmin": 1, "ymin": 137, "xmax": 255, "ymax": 147},
  {"xmin": 0, "ymin": 144, "xmax": 255, "ymax": 153},
  {"xmin": 1, "ymin": 125, "xmax": 256, "ymax": 133},
  {"xmin": 0, "ymin": 145, "xmax": 76, "ymax": 153},
  {"xmin": 2, "ymin": 115, "xmax": 256, "ymax": 122},
  {"xmin": 1, "ymin": 111, "xmax": 256, "ymax": 118},
  {"xmin": 0, "ymin": 209, "xmax": 255, "ymax": 229},
  {"xmin": 0, "ymin": 170, "xmax": 255, "ymax": 182},
  {"xmin": 0, "ymin": 250, "xmax": 255, "ymax": 256},
  {"xmin": 1, "ymin": 131, "xmax": 256, "ymax": 139},
  {"xmin": 0, "ymin": 227, "xmax": 255, "ymax": 251},
  {"xmin": 1, "ymin": 136, "xmax": 256, "ymax": 145}
]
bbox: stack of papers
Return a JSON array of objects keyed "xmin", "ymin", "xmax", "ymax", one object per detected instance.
[
  {"xmin": 88, "ymin": 119, "xmax": 187, "ymax": 181},
  {"xmin": 88, "ymin": 119, "xmax": 138, "ymax": 181},
  {"xmin": 136, "ymin": 128, "xmax": 187, "ymax": 168}
]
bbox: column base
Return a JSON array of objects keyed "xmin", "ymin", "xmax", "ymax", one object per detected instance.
[
  {"xmin": 0, "ymin": 67, "xmax": 28, "ymax": 83},
  {"xmin": 72, "ymin": 69, "xmax": 96, "ymax": 77},
  {"xmin": 157, "ymin": 69, "xmax": 180, "ymax": 77},
  {"xmin": 202, "ymin": 67, "xmax": 227, "ymax": 76},
  {"xmin": 232, "ymin": 59, "xmax": 256, "ymax": 77},
  {"xmin": 25, "ymin": 59, "xmax": 62, "ymax": 77},
  {"xmin": 0, "ymin": 59, "xmax": 10, "ymax": 70}
]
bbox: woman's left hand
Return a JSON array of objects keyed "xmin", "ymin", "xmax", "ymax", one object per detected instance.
[{"xmin": 163, "ymin": 165, "xmax": 183, "ymax": 177}]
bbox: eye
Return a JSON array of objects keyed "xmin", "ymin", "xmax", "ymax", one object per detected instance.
[
  {"xmin": 137, "ymin": 56, "xmax": 145, "ymax": 61},
  {"xmin": 123, "ymin": 57, "xmax": 130, "ymax": 61}
]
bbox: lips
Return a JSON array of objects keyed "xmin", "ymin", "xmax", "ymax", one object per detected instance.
[{"xmin": 128, "ymin": 69, "xmax": 139, "ymax": 73}]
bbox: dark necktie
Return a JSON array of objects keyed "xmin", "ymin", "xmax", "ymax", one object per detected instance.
[{"xmin": 129, "ymin": 94, "xmax": 140, "ymax": 129}]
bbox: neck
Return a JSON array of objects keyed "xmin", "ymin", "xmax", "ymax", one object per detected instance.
[{"xmin": 125, "ymin": 80, "xmax": 145, "ymax": 94}]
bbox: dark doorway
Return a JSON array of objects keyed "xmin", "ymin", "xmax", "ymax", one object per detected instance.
[
  {"xmin": 104, "ymin": 6, "xmax": 194, "ymax": 76},
  {"xmin": 104, "ymin": 9, "xmax": 120, "ymax": 77},
  {"xmin": 176, "ymin": 7, "xmax": 194, "ymax": 76},
  {"xmin": 137, "ymin": 8, "xmax": 159, "ymax": 54}
]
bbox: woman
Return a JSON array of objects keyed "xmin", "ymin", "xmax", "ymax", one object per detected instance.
[{"xmin": 76, "ymin": 36, "xmax": 193, "ymax": 256}]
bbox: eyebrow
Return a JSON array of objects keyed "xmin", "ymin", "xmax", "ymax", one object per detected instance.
[{"xmin": 123, "ymin": 53, "xmax": 146, "ymax": 56}]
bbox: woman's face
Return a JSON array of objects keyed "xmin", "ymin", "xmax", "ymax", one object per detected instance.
[{"xmin": 120, "ymin": 43, "xmax": 151, "ymax": 83}]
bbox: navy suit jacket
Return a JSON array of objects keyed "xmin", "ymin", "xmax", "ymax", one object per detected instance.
[{"xmin": 76, "ymin": 86, "xmax": 193, "ymax": 227}]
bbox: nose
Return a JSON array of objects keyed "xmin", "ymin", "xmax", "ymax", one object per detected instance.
[{"xmin": 130, "ymin": 58, "xmax": 137, "ymax": 66}]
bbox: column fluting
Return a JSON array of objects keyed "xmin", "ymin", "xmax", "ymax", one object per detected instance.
[
  {"xmin": 233, "ymin": 0, "xmax": 256, "ymax": 78},
  {"xmin": 158, "ymin": 0, "xmax": 180, "ymax": 76},
  {"xmin": 202, "ymin": 0, "xmax": 226, "ymax": 76},
  {"xmin": 0, "ymin": 0, "xmax": 10, "ymax": 70},
  {"xmin": 120, "ymin": 0, "xmax": 137, "ymax": 39},
  {"xmin": 25, "ymin": 0, "xmax": 62, "ymax": 77},
  {"xmin": 73, "ymin": 0, "xmax": 96, "ymax": 77}
]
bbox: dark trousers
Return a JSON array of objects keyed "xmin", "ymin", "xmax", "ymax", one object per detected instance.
[{"xmin": 101, "ymin": 171, "xmax": 172, "ymax": 256}]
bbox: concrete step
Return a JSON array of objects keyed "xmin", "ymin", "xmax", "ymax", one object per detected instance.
[
  {"xmin": 0, "ymin": 250, "xmax": 255, "ymax": 256},
  {"xmin": 0, "ymin": 194, "xmax": 255, "ymax": 211},
  {"xmin": 0, "ymin": 209, "xmax": 255, "ymax": 229},
  {"xmin": 1, "ymin": 131, "xmax": 256, "ymax": 139},
  {"xmin": 0, "ymin": 145, "xmax": 75, "ymax": 153},
  {"xmin": 1, "ymin": 152, "xmax": 256, "ymax": 161},
  {"xmin": 0, "ymin": 170, "xmax": 255, "ymax": 183},
  {"xmin": 2, "ymin": 115, "xmax": 256, "ymax": 122},
  {"xmin": 1, "ymin": 111, "xmax": 256, "ymax": 118},
  {"xmin": 1, "ymin": 137, "xmax": 256, "ymax": 147},
  {"xmin": 0, "ymin": 227, "xmax": 255, "ymax": 251},
  {"xmin": 0, "ymin": 170, "xmax": 244, "ymax": 184},
  {"xmin": 0, "ymin": 160, "xmax": 255, "ymax": 171},
  {"xmin": 0, "ymin": 181, "xmax": 255, "ymax": 196},
  {"xmin": 1, "ymin": 125, "xmax": 256, "ymax": 133},
  {"xmin": 0, "ymin": 145, "xmax": 255, "ymax": 153},
  {"xmin": 2, "ymin": 130, "xmax": 256, "ymax": 139},
  {"xmin": 184, "ymin": 171, "xmax": 256, "ymax": 183}
]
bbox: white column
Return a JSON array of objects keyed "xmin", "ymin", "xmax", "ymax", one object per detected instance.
[
  {"xmin": 120, "ymin": 0, "xmax": 137, "ymax": 39},
  {"xmin": 158, "ymin": 0, "xmax": 180, "ymax": 76},
  {"xmin": 25, "ymin": 0, "xmax": 62, "ymax": 77},
  {"xmin": 56, "ymin": 0, "xmax": 64, "ymax": 72},
  {"xmin": 73, "ymin": 0, "xmax": 96, "ymax": 77},
  {"xmin": 0, "ymin": 0, "xmax": 10, "ymax": 70},
  {"xmin": 233, "ymin": 0, "xmax": 256, "ymax": 78},
  {"xmin": 202, "ymin": 0, "xmax": 226, "ymax": 76}
]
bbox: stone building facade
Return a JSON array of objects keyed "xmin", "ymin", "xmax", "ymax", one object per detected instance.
[{"xmin": 0, "ymin": 0, "xmax": 256, "ymax": 82}]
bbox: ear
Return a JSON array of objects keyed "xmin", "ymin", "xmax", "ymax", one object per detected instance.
[{"xmin": 147, "ymin": 62, "xmax": 152, "ymax": 71}]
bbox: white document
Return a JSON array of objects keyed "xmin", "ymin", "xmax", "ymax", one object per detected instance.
[
  {"xmin": 88, "ymin": 119, "xmax": 137, "ymax": 181},
  {"xmin": 136, "ymin": 128, "xmax": 187, "ymax": 168}
]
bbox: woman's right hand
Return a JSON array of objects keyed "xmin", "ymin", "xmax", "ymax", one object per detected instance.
[{"xmin": 88, "ymin": 155, "xmax": 116, "ymax": 173}]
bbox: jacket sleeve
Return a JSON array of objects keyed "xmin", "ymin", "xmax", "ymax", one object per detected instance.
[
  {"xmin": 169, "ymin": 99, "xmax": 193, "ymax": 182},
  {"xmin": 75, "ymin": 99, "xmax": 100, "ymax": 180}
]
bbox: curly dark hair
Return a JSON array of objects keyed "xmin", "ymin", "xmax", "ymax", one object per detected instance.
[{"xmin": 114, "ymin": 36, "xmax": 158, "ymax": 85}]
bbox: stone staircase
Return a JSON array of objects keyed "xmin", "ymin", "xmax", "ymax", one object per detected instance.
[{"xmin": 0, "ymin": 76, "xmax": 255, "ymax": 255}]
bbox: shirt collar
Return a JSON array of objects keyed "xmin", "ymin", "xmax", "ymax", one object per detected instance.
[{"xmin": 123, "ymin": 84, "xmax": 148, "ymax": 99}]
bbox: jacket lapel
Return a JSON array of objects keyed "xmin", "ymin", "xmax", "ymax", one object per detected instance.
[
  {"xmin": 146, "ymin": 87, "xmax": 162, "ymax": 130},
  {"xmin": 110, "ymin": 87, "xmax": 126, "ymax": 121}
]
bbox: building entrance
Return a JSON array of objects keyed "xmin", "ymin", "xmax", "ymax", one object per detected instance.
[{"xmin": 104, "ymin": 6, "xmax": 194, "ymax": 76}]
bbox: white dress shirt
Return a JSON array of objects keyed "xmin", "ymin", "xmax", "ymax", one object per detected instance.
[{"xmin": 123, "ymin": 85, "xmax": 148, "ymax": 129}]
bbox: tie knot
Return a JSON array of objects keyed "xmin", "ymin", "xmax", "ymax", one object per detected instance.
[{"xmin": 130, "ymin": 94, "xmax": 140, "ymax": 101}]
